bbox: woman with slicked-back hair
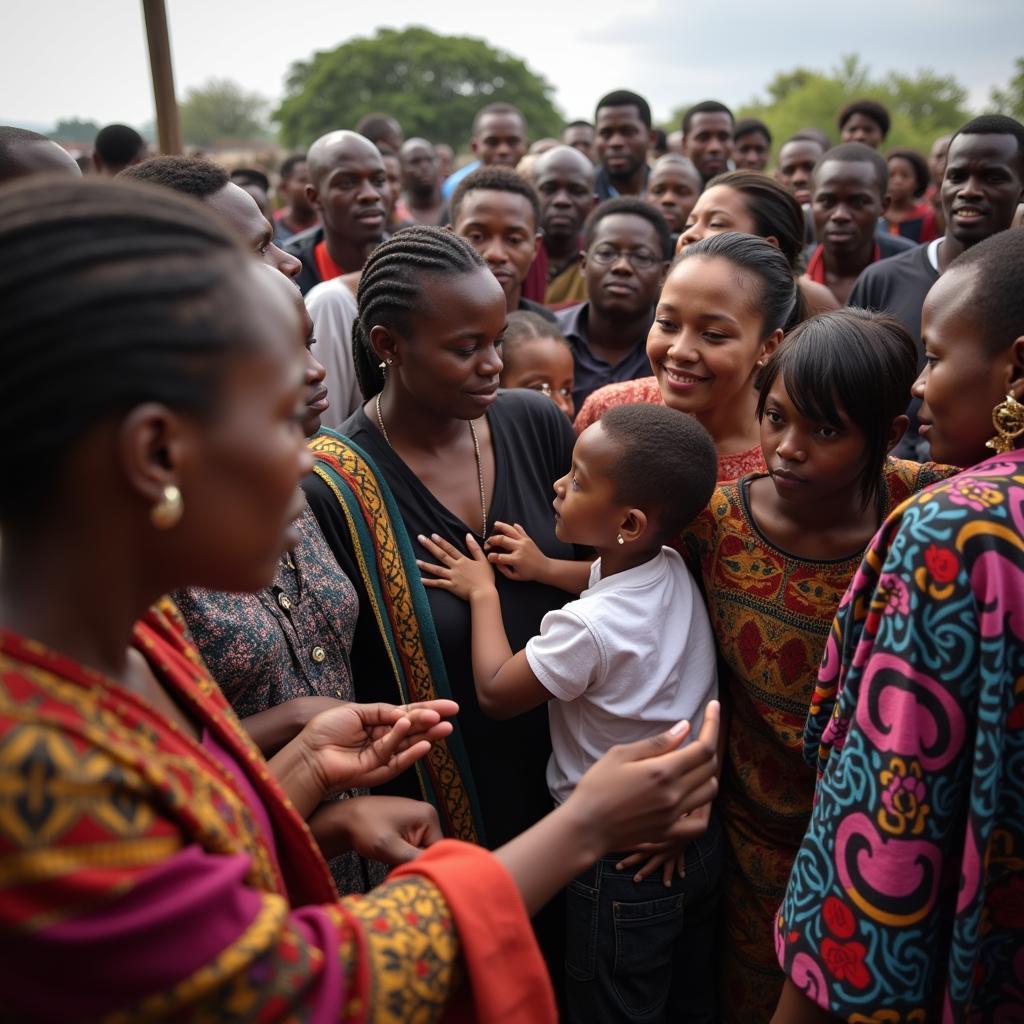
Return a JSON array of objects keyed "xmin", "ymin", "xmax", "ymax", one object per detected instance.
[{"xmin": 0, "ymin": 178, "xmax": 721, "ymax": 1021}]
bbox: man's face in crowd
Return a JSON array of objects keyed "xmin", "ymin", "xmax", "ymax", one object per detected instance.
[
  {"xmin": 684, "ymin": 112, "xmax": 733, "ymax": 181},
  {"xmin": 594, "ymin": 105, "xmax": 651, "ymax": 182},
  {"xmin": 472, "ymin": 113, "xmax": 527, "ymax": 168}
]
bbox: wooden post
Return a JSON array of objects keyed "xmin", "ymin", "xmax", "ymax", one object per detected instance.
[{"xmin": 141, "ymin": 0, "xmax": 182, "ymax": 154}]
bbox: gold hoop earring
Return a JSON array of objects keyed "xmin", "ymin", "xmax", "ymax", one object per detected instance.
[
  {"xmin": 986, "ymin": 393, "xmax": 1024, "ymax": 454},
  {"xmin": 150, "ymin": 484, "xmax": 183, "ymax": 529}
]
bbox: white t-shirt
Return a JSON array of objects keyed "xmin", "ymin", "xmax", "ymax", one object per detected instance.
[
  {"xmin": 526, "ymin": 547, "xmax": 717, "ymax": 805},
  {"xmin": 304, "ymin": 280, "xmax": 363, "ymax": 429}
]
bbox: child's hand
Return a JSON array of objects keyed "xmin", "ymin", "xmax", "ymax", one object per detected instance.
[
  {"xmin": 614, "ymin": 802, "xmax": 713, "ymax": 886},
  {"xmin": 485, "ymin": 521, "xmax": 551, "ymax": 582},
  {"xmin": 418, "ymin": 533, "xmax": 497, "ymax": 602}
]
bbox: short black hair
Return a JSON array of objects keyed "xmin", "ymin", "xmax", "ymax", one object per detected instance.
[
  {"xmin": 279, "ymin": 153, "xmax": 307, "ymax": 181},
  {"xmin": 121, "ymin": 154, "xmax": 229, "ymax": 199},
  {"xmin": 563, "ymin": 120, "xmax": 594, "ymax": 132},
  {"xmin": 886, "ymin": 148, "xmax": 930, "ymax": 198},
  {"xmin": 814, "ymin": 142, "xmax": 889, "ymax": 195},
  {"xmin": 472, "ymin": 103, "xmax": 526, "ymax": 135},
  {"xmin": 230, "ymin": 167, "xmax": 270, "ymax": 193},
  {"xmin": 734, "ymin": 118, "xmax": 772, "ymax": 146},
  {"xmin": 595, "ymin": 90, "xmax": 652, "ymax": 129},
  {"xmin": 756, "ymin": 309, "xmax": 918, "ymax": 507},
  {"xmin": 598, "ymin": 403, "xmax": 718, "ymax": 542},
  {"xmin": 0, "ymin": 126, "xmax": 51, "ymax": 181},
  {"xmin": 583, "ymin": 197, "xmax": 672, "ymax": 260},
  {"xmin": 944, "ymin": 228, "xmax": 1024, "ymax": 354},
  {"xmin": 450, "ymin": 165, "xmax": 540, "ymax": 229},
  {"xmin": 0, "ymin": 177, "xmax": 253, "ymax": 523},
  {"xmin": 950, "ymin": 114, "xmax": 1024, "ymax": 176},
  {"xmin": 788, "ymin": 128, "xmax": 830, "ymax": 151},
  {"xmin": 93, "ymin": 124, "xmax": 146, "ymax": 172},
  {"xmin": 837, "ymin": 99, "xmax": 891, "ymax": 139},
  {"xmin": 682, "ymin": 101, "xmax": 735, "ymax": 135},
  {"xmin": 355, "ymin": 112, "xmax": 402, "ymax": 151}
]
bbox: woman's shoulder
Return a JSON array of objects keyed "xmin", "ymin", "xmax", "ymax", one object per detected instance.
[
  {"xmin": 718, "ymin": 445, "xmax": 766, "ymax": 484},
  {"xmin": 493, "ymin": 388, "xmax": 574, "ymax": 438},
  {"xmin": 574, "ymin": 377, "xmax": 661, "ymax": 434},
  {"xmin": 883, "ymin": 456, "xmax": 965, "ymax": 511}
]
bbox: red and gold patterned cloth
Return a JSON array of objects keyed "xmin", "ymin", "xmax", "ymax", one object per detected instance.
[{"xmin": 0, "ymin": 599, "xmax": 555, "ymax": 1023}]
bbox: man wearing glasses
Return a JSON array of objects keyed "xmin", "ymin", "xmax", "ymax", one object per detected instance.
[{"xmin": 555, "ymin": 198, "xmax": 672, "ymax": 410}]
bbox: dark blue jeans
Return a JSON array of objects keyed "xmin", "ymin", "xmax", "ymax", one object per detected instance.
[{"xmin": 564, "ymin": 809, "xmax": 723, "ymax": 1024}]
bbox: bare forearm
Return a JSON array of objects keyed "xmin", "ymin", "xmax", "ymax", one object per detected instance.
[
  {"xmin": 467, "ymin": 589, "xmax": 514, "ymax": 694},
  {"xmin": 268, "ymin": 737, "xmax": 325, "ymax": 820},
  {"xmin": 493, "ymin": 800, "xmax": 602, "ymax": 915}
]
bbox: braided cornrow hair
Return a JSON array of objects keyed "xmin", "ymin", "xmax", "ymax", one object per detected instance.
[
  {"xmin": 351, "ymin": 226, "xmax": 486, "ymax": 399},
  {"xmin": 0, "ymin": 177, "xmax": 252, "ymax": 523}
]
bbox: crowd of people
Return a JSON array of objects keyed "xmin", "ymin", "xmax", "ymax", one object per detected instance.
[{"xmin": 0, "ymin": 83, "xmax": 1022, "ymax": 1023}]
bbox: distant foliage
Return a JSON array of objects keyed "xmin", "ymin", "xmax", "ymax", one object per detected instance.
[
  {"xmin": 274, "ymin": 26, "xmax": 564, "ymax": 149},
  {"xmin": 989, "ymin": 57, "xmax": 1024, "ymax": 121},
  {"xmin": 180, "ymin": 79, "xmax": 270, "ymax": 146},
  {"xmin": 664, "ymin": 54, "xmax": 979, "ymax": 160}
]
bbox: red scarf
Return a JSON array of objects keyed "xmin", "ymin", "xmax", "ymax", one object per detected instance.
[{"xmin": 314, "ymin": 239, "xmax": 345, "ymax": 282}]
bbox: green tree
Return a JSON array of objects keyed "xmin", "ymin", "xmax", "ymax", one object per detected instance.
[
  {"xmin": 180, "ymin": 78, "xmax": 270, "ymax": 146},
  {"xmin": 50, "ymin": 118, "xmax": 101, "ymax": 143},
  {"xmin": 736, "ymin": 55, "xmax": 972, "ymax": 161},
  {"xmin": 990, "ymin": 57, "xmax": 1024, "ymax": 120},
  {"xmin": 274, "ymin": 26, "xmax": 564, "ymax": 149}
]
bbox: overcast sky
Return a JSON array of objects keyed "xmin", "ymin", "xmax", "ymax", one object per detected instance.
[{"xmin": 3, "ymin": 0, "xmax": 1021, "ymax": 132}]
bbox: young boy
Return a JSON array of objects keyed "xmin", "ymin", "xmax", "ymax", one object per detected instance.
[{"xmin": 419, "ymin": 403, "xmax": 721, "ymax": 1023}]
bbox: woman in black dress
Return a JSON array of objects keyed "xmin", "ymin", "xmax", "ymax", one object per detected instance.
[{"xmin": 305, "ymin": 227, "xmax": 577, "ymax": 850}]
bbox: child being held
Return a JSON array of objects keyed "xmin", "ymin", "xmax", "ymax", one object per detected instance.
[
  {"xmin": 419, "ymin": 403, "xmax": 721, "ymax": 1024},
  {"xmin": 498, "ymin": 310, "xmax": 575, "ymax": 420}
]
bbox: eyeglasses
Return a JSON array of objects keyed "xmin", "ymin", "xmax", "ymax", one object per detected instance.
[{"xmin": 589, "ymin": 245, "xmax": 661, "ymax": 270}]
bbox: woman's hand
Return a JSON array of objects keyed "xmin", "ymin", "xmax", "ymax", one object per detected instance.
[
  {"xmin": 484, "ymin": 521, "xmax": 551, "ymax": 582},
  {"xmin": 298, "ymin": 699, "xmax": 458, "ymax": 797},
  {"xmin": 418, "ymin": 533, "xmax": 496, "ymax": 602},
  {"xmin": 309, "ymin": 796, "xmax": 443, "ymax": 864},
  {"xmin": 567, "ymin": 702, "xmax": 720, "ymax": 857},
  {"xmin": 493, "ymin": 702, "xmax": 721, "ymax": 916}
]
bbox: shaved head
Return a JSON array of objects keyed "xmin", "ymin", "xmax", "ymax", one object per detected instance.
[
  {"xmin": 533, "ymin": 144, "xmax": 596, "ymax": 185},
  {"xmin": 306, "ymin": 130, "xmax": 383, "ymax": 186}
]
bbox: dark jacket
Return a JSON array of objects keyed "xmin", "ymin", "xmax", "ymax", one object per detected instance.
[{"xmin": 282, "ymin": 225, "xmax": 325, "ymax": 295}]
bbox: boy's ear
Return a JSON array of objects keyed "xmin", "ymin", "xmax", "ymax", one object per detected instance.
[{"xmin": 618, "ymin": 507, "xmax": 648, "ymax": 543}]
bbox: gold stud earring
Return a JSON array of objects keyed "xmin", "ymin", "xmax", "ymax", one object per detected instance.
[
  {"xmin": 986, "ymin": 393, "xmax": 1024, "ymax": 454},
  {"xmin": 150, "ymin": 484, "xmax": 183, "ymax": 529},
  {"xmin": 616, "ymin": 533, "xmax": 625, "ymax": 545}
]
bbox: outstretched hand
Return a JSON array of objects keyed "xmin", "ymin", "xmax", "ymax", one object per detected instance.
[
  {"xmin": 567, "ymin": 701, "xmax": 721, "ymax": 857},
  {"xmin": 299, "ymin": 699, "xmax": 458, "ymax": 796},
  {"xmin": 418, "ymin": 532, "xmax": 496, "ymax": 602}
]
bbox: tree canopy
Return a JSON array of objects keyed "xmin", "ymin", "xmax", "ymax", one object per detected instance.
[
  {"xmin": 664, "ymin": 55, "xmax": 976, "ymax": 156},
  {"xmin": 990, "ymin": 57, "xmax": 1024, "ymax": 121},
  {"xmin": 180, "ymin": 78, "xmax": 270, "ymax": 146},
  {"xmin": 274, "ymin": 26, "xmax": 564, "ymax": 149}
]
